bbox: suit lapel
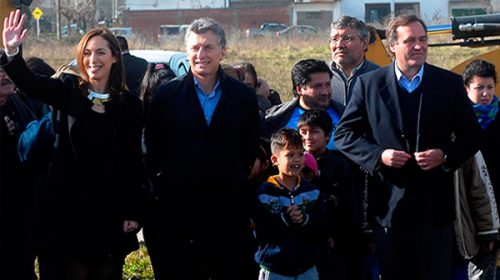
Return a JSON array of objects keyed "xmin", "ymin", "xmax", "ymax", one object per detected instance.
[{"xmin": 379, "ymin": 64, "xmax": 404, "ymax": 134}]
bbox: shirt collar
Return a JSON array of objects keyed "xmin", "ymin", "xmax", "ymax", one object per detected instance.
[
  {"xmin": 333, "ymin": 59, "xmax": 365, "ymax": 80},
  {"xmin": 193, "ymin": 77, "xmax": 221, "ymax": 98},
  {"xmin": 395, "ymin": 63, "xmax": 424, "ymax": 84}
]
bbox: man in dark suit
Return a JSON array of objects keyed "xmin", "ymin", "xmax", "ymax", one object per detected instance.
[
  {"xmin": 334, "ymin": 15, "xmax": 480, "ymax": 280},
  {"xmin": 116, "ymin": 35, "xmax": 148, "ymax": 97},
  {"xmin": 144, "ymin": 18, "xmax": 260, "ymax": 280}
]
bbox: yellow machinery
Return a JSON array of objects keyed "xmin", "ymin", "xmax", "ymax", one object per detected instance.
[
  {"xmin": 366, "ymin": 13, "xmax": 500, "ymax": 96},
  {"xmin": 0, "ymin": 0, "xmax": 16, "ymax": 46}
]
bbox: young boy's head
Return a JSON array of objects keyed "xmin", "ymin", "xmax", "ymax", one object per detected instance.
[
  {"xmin": 270, "ymin": 128, "xmax": 305, "ymax": 177},
  {"xmin": 297, "ymin": 109, "xmax": 333, "ymax": 156}
]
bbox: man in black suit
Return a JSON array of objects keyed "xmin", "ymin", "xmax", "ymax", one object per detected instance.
[
  {"xmin": 334, "ymin": 15, "xmax": 480, "ymax": 280},
  {"xmin": 144, "ymin": 18, "xmax": 260, "ymax": 280},
  {"xmin": 116, "ymin": 35, "xmax": 148, "ymax": 97}
]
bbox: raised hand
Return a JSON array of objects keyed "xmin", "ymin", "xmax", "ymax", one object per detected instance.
[{"xmin": 3, "ymin": 9, "xmax": 28, "ymax": 54}]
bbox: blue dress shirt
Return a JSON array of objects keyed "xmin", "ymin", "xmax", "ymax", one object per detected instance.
[
  {"xmin": 194, "ymin": 78, "xmax": 222, "ymax": 125},
  {"xmin": 395, "ymin": 64, "xmax": 424, "ymax": 93}
]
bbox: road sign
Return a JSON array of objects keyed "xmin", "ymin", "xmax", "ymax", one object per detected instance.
[{"xmin": 32, "ymin": 7, "xmax": 43, "ymax": 20}]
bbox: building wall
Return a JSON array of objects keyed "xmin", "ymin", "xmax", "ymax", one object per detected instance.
[
  {"xmin": 293, "ymin": 3, "xmax": 334, "ymax": 29},
  {"xmin": 123, "ymin": 6, "xmax": 291, "ymax": 40}
]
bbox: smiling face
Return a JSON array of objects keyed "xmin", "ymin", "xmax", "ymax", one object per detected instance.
[
  {"xmin": 297, "ymin": 72, "xmax": 332, "ymax": 110},
  {"xmin": 330, "ymin": 27, "xmax": 368, "ymax": 72},
  {"xmin": 271, "ymin": 146, "xmax": 305, "ymax": 178},
  {"xmin": 299, "ymin": 124, "xmax": 330, "ymax": 156},
  {"xmin": 82, "ymin": 36, "xmax": 117, "ymax": 90},
  {"xmin": 389, "ymin": 21, "xmax": 428, "ymax": 74},
  {"xmin": 186, "ymin": 30, "xmax": 226, "ymax": 80},
  {"xmin": 466, "ymin": 75, "xmax": 496, "ymax": 105},
  {"xmin": 0, "ymin": 68, "xmax": 15, "ymax": 106}
]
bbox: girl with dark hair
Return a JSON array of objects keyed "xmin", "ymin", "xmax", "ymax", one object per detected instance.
[{"xmin": 1, "ymin": 10, "xmax": 144, "ymax": 279}]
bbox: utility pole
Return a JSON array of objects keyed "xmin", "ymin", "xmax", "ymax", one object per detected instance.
[{"xmin": 56, "ymin": 0, "xmax": 61, "ymax": 39}]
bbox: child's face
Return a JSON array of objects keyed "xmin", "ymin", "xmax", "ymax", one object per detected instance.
[
  {"xmin": 271, "ymin": 146, "xmax": 305, "ymax": 177},
  {"xmin": 299, "ymin": 125, "xmax": 330, "ymax": 154}
]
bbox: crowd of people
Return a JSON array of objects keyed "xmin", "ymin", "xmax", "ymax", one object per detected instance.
[{"xmin": 1, "ymin": 8, "xmax": 499, "ymax": 280}]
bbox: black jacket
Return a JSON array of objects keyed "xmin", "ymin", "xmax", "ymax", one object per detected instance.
[
  {"xmin": 145, "ymin": 68, "xmax": 260, "ymax": 253},
  {"xmin": 1, "ymin": 52, "xmax": 144, "ymax": 257},
  {"xmin": 334, "ymin": 63, "xmax": 481, "ymax": 227},
  {"xmin": 122, "ymin": 52, "xmax": 148, "ymax": 97},
  {"xmin": 264, "ymin": 97, "xmax": 345, "ymax": 138}
]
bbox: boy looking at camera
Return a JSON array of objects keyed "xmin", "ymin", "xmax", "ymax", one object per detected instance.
[{"xmin": 253, "ymin": 128, "xmax": 325, "ymax": 280}]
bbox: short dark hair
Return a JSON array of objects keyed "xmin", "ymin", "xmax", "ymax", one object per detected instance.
[
  {"xmin": 116, "ymin": 35, "xmax": 129, "ymax": 52},
  {"xmin": 463, "ymin": 59, "xmax": 497, "ymax": 86},
  {"xmin": 270, "ymin": 128, "xmax": 303, "ymax": 154},
  {"xmin": 331, "ymin": 15, "xmax": 370, "ymax": 40},
  {"xmin": 297, "ymin": 109, "xmax": 333, "ymax": 136},
  {"xmin": 291, "ymin": 59, "xmax": 332, "ymax": 97},
  {"xmin": 386, "ymin": 15, "xmax": 427, "ymax": 46}
]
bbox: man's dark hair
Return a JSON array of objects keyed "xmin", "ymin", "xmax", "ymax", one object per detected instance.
[
  {"xmin": 116, "ymin": 35, "xmax": 129, "ymax": 52},
  {"xmin": 297, "ymin": 109, "xmax": 333, "ymax": 136},
  {"xmin": 270, "ymin": 128, "xmax": 303, "ymax": 154},
  {"xmin": 386, "ymin": 14, "xmax": 427, "ymax": 46},
  {"xmin": 291, "ymin": 59, "xmax": 332, "ymax": 97},
  {"xmin": 331, "ymin": 15, "xmax": 370, "ymax": 41},
  {"xmin": 463, "ymin": 59, "xmax": 497, "ymax": 86}
]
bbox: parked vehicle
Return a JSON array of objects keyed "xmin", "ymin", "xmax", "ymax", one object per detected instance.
[
  {"xmin": 109, "ymin": 27, "xmax": 133, "ymax": 39},
  {"xmin": 130, "ymin": 49, "xmax": 190, "ymax": 77},
  {"xmin": 61, "ymin": 23, "xmax": 84, "ymax": 37},
  {"xmin": 245, "ymin": 22, "xmax": 288, "ymax": 38},
  {"xmin": 158, "ymin": 24, "xmax": 189, "ymax": 42},
  {"xmin": 276, "ymin": 25, "xmax": 318, "ymax": 38}
]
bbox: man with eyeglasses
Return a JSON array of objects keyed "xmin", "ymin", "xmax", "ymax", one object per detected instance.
[
  {"xmin": 334, "ymin": 15, "xmax": 480, "ymax": 280},
  {"xmin": 264, "ymin": 59, "xmax": 344, "ymax": 150},
  {"xmin": 329, "ymin": 16, "xmax": 379, "ymax": 106}
]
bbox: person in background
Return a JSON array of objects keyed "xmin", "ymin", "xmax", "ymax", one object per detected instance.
[
  {"xmin": 334, "ymin": 14, "xmax": 481, "ymax": 280},
  {"xmin": 116, "ymin": 35, "xmax": 148, "ymax": 97},
  {"xmin": 144, "ymin": 17, "xmax": 260, "ymax": 280},
  {"xmin": 234, "ymin": 62, "xmax": 282, "ymax": 115},
  {"xmin": 253, "ymin": 128, "xmax": 325, "ymax": 280},
  {"xmin": 139, "ymin": 62, "xmax": 176, "ymax": 120},
  {"xmin": 302, "ymin": 152, "xmax": 318, "ymax": 182},
  {"xmin": 2, "ymin": 10, "xmax": 144, "ymax": 280},
  {"xmin": 329, "ymin": 15, "xmax": 381, "ymax": 280},
  {"xmin": 297, "ymin": 109, "xmax": 360, "ymax": 280},
  {"xmin": 0, "ymin": 55, "xmax": 39, "ymax": 280},
  {"xmin": 462, "ymin": 59, "xmax": 500, "ymax": 279},
  {"xmin": 265, "ymin": 59, "xmax": 344, "ymax": 150},
  {"xmin": 329, "ymin": 15, "xmax": 379, "ymax": 106}
]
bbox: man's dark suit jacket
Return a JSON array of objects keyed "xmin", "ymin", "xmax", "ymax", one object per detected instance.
[
  {"xmin": 122, "ymin": 52, "xmax": 148, "ymax": 97},
  {"xmin": 145, "ymin": 68, "xmax": 260, "ymax": 253},
  {"xmin": 334, "ymin": 63, "xmax": 480, "ymax": 227}
]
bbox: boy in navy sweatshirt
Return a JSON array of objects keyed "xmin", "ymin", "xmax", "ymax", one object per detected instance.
[{"xmin": 253, "ymin": 128, "xmax": 325, "ymax": 280}]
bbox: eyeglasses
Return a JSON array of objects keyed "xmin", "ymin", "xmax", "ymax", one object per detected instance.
[{"xmin": 329, "ymin": 34, "xmax": 357, "ymax": 44}]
